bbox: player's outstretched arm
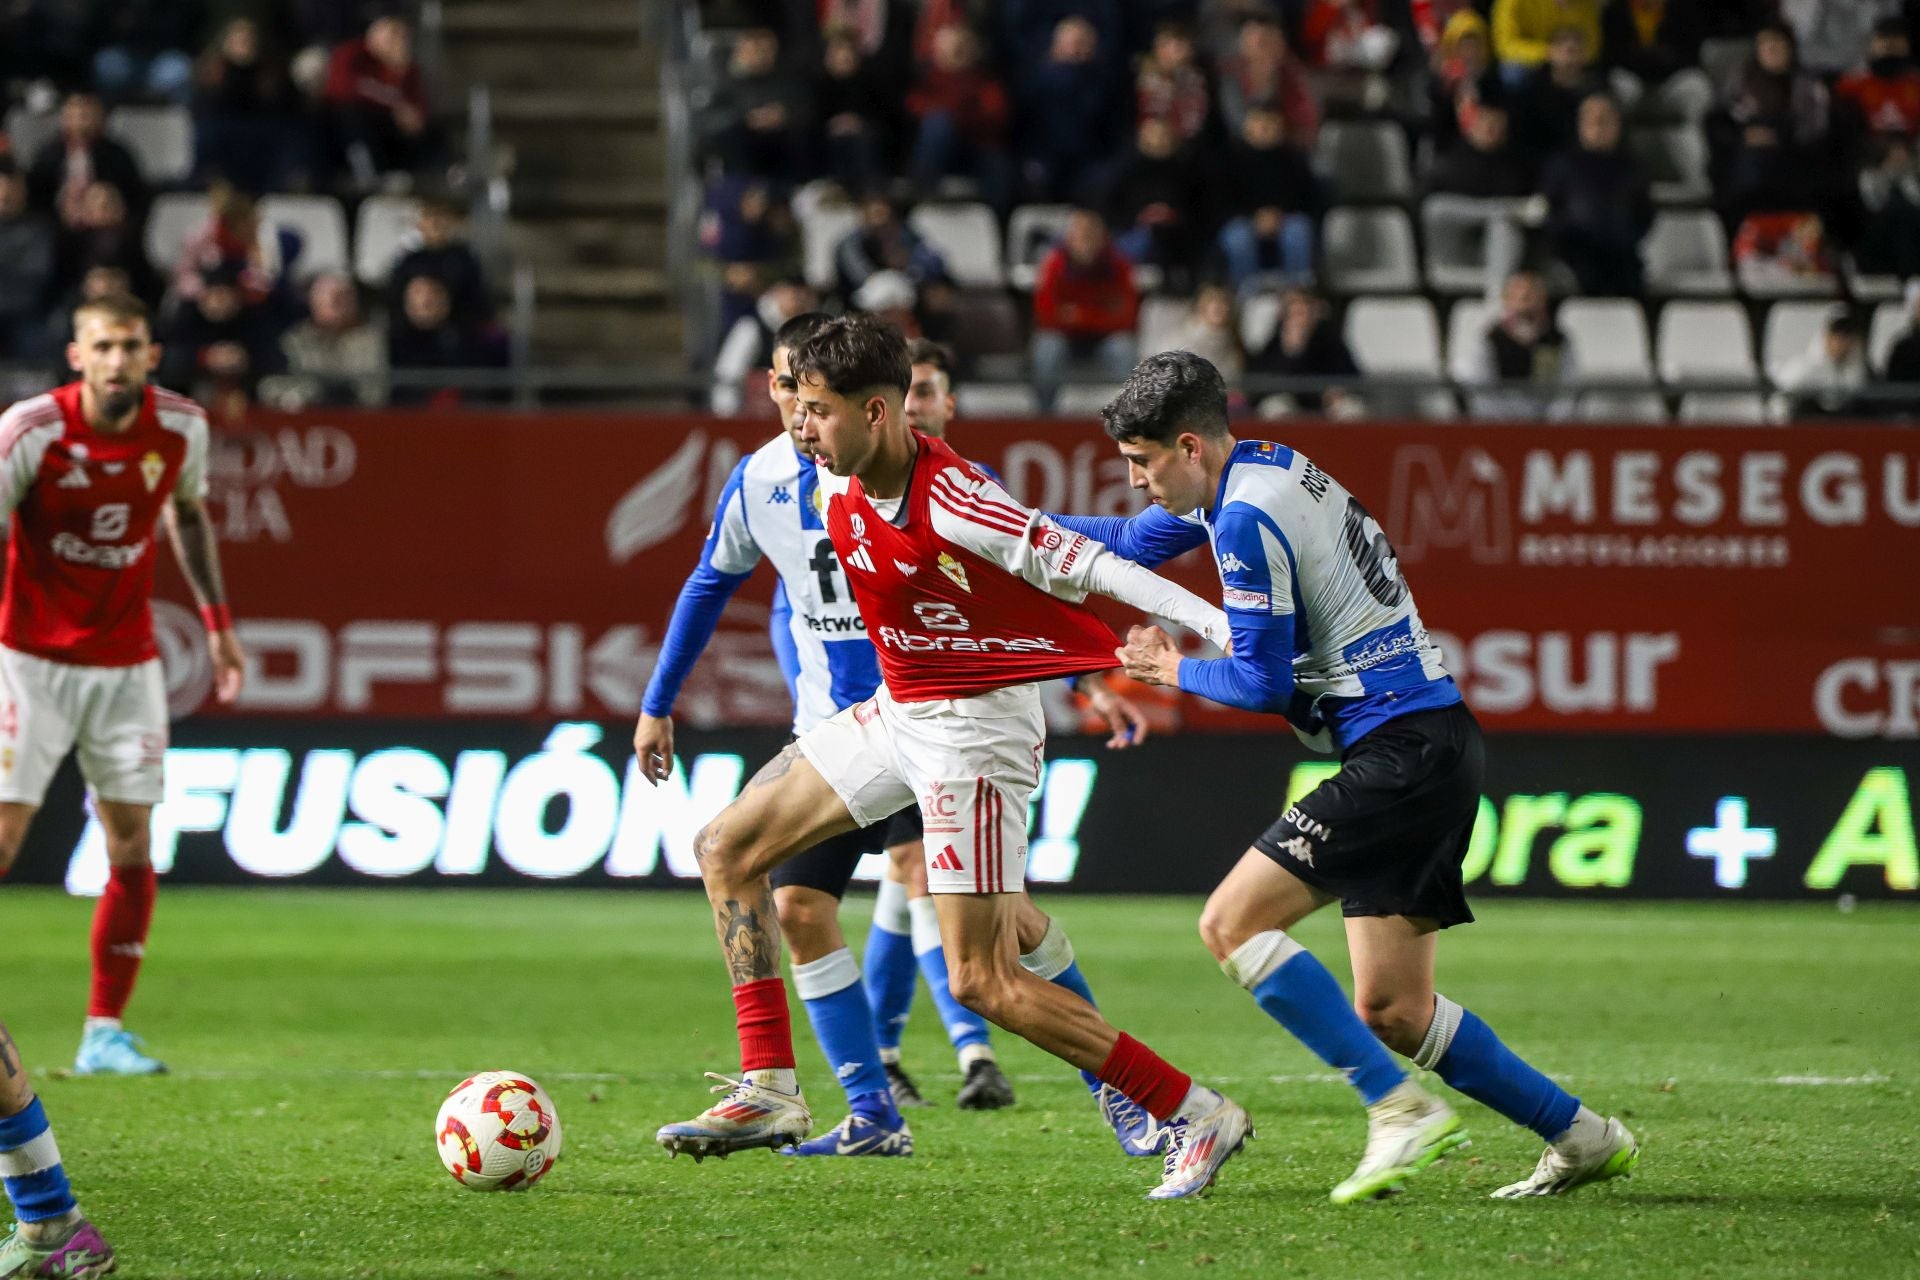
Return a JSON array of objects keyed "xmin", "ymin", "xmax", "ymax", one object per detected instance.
[
  {"xmin": 926, "ymin": 465, "xmax": 1229, "ymax": 648},
  {"xmin": 1046, "ymin": 504, "xmax": 1207, "ymax": 568},
  {"xmin": 636, "ymin": 460, "xmax": 762, "ymax": 783}
]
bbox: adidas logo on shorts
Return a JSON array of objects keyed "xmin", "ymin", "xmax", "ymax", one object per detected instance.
[{"xmin": 930, "ymin": 845, "xmax": 964, "ymax": 873}]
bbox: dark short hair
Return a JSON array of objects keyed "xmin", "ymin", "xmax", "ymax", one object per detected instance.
[
  {"xmin": 1874, "ymin": 16, "xmax": 1908, "ymax": 39},
  {"xmin": 788, "ymin": 312, "xmax": 911, "ymax": 399},
  {"xmin": 1100, "ymin": 351, "xmax": 1230, "ymax": 444},
  {"xmin": 772, "ymin": 310, "xmax": 831, "ymax": 359},
  {"xmin": 905, "ymin": 337, "xmax": 953, "ymax": 378}
]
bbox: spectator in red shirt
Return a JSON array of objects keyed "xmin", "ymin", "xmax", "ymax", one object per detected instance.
[
  {"xmin": 907, "ymin": 24, "xmax": 1013, "ymax": 213},
  {"xmin": 1028, "ymin": 206, "xmax": 1138, "ymax": 412},
  {"xmin": 1218, "ymin": 14, "xmax": 1320, "ymax": 146},
  {"xmin": 1135, "ymin": 20, "xmax": 1211, "ymax": 146},
  {"xmin": 1836, "ymin": 19, "xmax": 1920, "ymax": 146},
  {"xmin": 1299, "ymin": 0, "xmax": 1402, "ymax": 73},
  {"xmin": 324, "ymin": 14, "xmax": 439, "ymax": 184}
]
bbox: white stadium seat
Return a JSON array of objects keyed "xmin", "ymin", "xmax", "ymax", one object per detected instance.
[
  {"xmin": 796, "ymin": 197, "xmax": 858, "ymax": 291},
  {"xmin": 955, "ymin": 384, "xmax": 1039, "ymax": 417},
  {"xmin": 1629, "ymin": 125, "xmax": 1710, "ymax": 204},
  {"xmin": 108, "ymin": 106, "xmax": 193, "ymax": 185},
  {"xmin": 1557, "ymin": 298, "xmax": 1655, "ymax": 383},
  {"xmin": 908, "ymin": 202, "xmax": 1003, "ymax": 288},
  {"xmin": 260, "ymin": 195, "xmax": 349, "ymax": 281},
  {"xmin": 1577, "ymin": 390, "xmax": 1669, "ymax": 423},
  {"xmin": 1323, "ymin": 207, "xmax": 1419, "ymax": 293},
  {"xmin": 354, "ymin": 195, "xmax": 423, "ymax": 286},
  {"xmin": 1239, "ymin": 291, "xmax": 1282, "ymax": 353},
  {"xmin": 2, "ymin": 106, "xmax": 58, "ymax": 169},
  {"xmin": 143, "ymin": 192, "xmax": 211, "ymax": 272},
  {"xmin": 1677, "ymin": 391, "xmax": 1770, "ymax": 423},
  {"xmin": 1345, "ymin": 297, "xmax": 1441, "ymax": 376},
  {"xmin": 1762, "ymin": 301, "xmax": 1839, "ymax": 386},
  {"xmin": 1315, "ymin": 120, "xmax": 1413, "ymax": 201},
  {"xmin": 1006, "ymin": 204, "xmax": 1072, "ymax": 290},
  {"xmin": 1444, "ymin": 297, "xmax": 1494, "ymax": 384},
  {"xmin": 1054, "ymin": 383, "xmax": 1124, "ymax": 416},
  {"xmin": 1645, "ymin": 211, "xmax": 1733, "ymax": 295},
  {"xmin": 1657, "ymin": 300, "xmax": 1757, "ymax": 384},
  {"xmin": 1870, "ymin": 301, "xmax": 1911, "ymax": 371},
  {"xmin": 1136, "ymin": 295, "xmax": 1191, "ymax": 358}
]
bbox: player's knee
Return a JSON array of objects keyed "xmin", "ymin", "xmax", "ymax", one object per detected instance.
[
  {"xmin": 1355, "ymin": 990, "xmax": 1429, "ymax": 1057},
  {"xmin": 692, "ymin": 816, "xmax": 749, "ymax": 882},
  {"xmin": 1196, "ymin": 899, "xmax": 1250, "ymax": 963},
  {"xmin": 0, "ymin": 839, "xmax": 17, "ymax": 877}
]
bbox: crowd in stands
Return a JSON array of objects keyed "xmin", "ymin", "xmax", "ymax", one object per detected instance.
[
  {"xmin": 693, "ymin": 0, "xmax": 1920, "ymax": 421},
  {"xmin": 0, "ymin": 1, "xmax": 501, "ymax": 415}
]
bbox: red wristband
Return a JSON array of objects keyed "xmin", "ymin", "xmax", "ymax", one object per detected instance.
[{"xmin": 200, "ymin": 603, "xmax": 233, "ymax": 633}]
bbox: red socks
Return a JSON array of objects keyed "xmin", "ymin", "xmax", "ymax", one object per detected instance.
[
  {"xmin": 88, "ymin": 865, "xmax": 156, "ymax": 1019},
  {"xmin": 1098, "ymin": 1032, "xmax": 1193, "ymax": 1122},
  {"xmin": 732, "ymin": 978, "xmax": 795, "ymax": 1073}
]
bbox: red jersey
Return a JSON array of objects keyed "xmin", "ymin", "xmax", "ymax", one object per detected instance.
[
  {"xmin": 1836, "ymin": 69, "xmax": 1920, "ymax": 138},
  {"xmin": 824, "ymin": 434, "xmax": 1226, "ymax": 702},
  {"xmin": 0, "ymin": 383, "xmax": 209, "ymax": 666}
]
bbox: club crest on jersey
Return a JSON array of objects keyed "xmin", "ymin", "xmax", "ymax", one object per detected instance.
[
  {"xmin": 936, "ymin": 551, "xmax": 970, "ymax": 592},
  {"xmin": 851, "ymin": 513, "xmax": 868, "ymax": 541},
  {"xmin": 139, "ymin": 450, "xmax": 165, "ymax": 492}
]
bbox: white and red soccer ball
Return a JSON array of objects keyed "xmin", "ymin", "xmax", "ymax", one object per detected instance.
[{"xmin": 435, "ymin": 1072, "xmax": 563, "ymax": 1191}]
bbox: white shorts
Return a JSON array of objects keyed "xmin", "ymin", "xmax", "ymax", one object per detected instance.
[
  {"xmin": 0, "ymin": 646, "xmax": 168, "ymax": 807},
  {"xmin": 798, "ymin": 683, "xmax": 1044, "ymax": 895}
]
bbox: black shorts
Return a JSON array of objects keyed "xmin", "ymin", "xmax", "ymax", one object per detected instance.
[
  {"xmin": 770, "ymin": 821, "xmax": 890, "ymax": 898},
  {"xmin": 881, "ymin": 805, "xmax": 922, "ymax": 848},
  {"xmin": 1254, "ymin": 702, "xmax": 1485, "ymax": 929}
]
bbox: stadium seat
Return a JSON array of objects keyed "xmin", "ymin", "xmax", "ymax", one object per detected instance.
[
  {"xmin": 1054, "ymin": 383, "xmax": 1123, "ymax": 416},
  {"xmin": 794, "ymin": 200, "xmax": 856, "ymax": 293},
  {"xmin": 1736, "ymin": 254, "xmax": 1839, "ymax": 299},
  {"xmin": 354, "ymin": 196, "xmax": 423, "ymax": 286},
  {"xmin": 1, "ymin": 106, "xmax": 58, "ymax": 169},
  {"xmin": 1557, "ymin": 298, "xmax": 1655, "ymax": 384},
  {"xmin": 948, "ymin": 289, "xmax": 1025, "ymax": 361},
  {"xmin": 1870, "ymin": 301, "xmax": 1910, "ymax": 371},
  {"xmin": 908, "ymin": 202, "xmax": 1003, "ymax": 288},
  {"xmin": 1577, "ymin": 390, "xmax": 1669, "ymax": 422},
  {"xmin": 1628, "ymin": 125, "xmax": 1710, "ymax": 204},
  {"xmin": 1657, "ymin": 301, "xmax": 1758, "ymax": 384},
  {"xmin": 1644, "ymin": 211, "xmax": 1734, "ymax": 295},
  {"xmin": 1843, "ymin": 255, "xmax": 1906, "ymax": 302},
  {"xmin": 1006, "ymin": 205, "xmax": 1072, "ymax": 290},
  {"xmin": 1240, "ymin": 291, "xmax": 1282, "ymax": 353},
  {"xmin": 143, "ymin": 192, "xmax": 212, "ymax": 273},
  {"xmin": 1444, "ymin": 297, "xmax": 1494, "ymax": 384},
  {"xmin": 1677, "ymin": 391, "xmax": 1770, "ymax": 423},
  {"xmin": 1136, "ymin": 296, "xmax": 1191, "ymax": 358},
  {"xmin": 1322, "ymin": 207, "xmax": 1419, "ymax": 293},
  {"xmin": 260, "ymin": 196, "xmax": 350, "ymax": 281},
  {"xmin": 1315, "ymin": 120, "xmax": 1413, "ymax": 201},
  {"xmin": 1698, "ymin": 36, "xmax": 1752, "ymax": 89},
  {"xmin": 1762, "ymin": 300, "xmax": 1840, "ymax": 386},
  {"xmin": 1421, "ymin": 195, "xmax": 1519, "ymax": 295},
  {"xmin": 1345, "ymin": 297, "xmax": 1441, "ymax": 375},
  {"xmin": 107, "ymin": 106, "xmax": 193, "ymax": 185},
  {"xmin": 955, "ymin": 384, "xmax": 1039, "ymax": 417}
]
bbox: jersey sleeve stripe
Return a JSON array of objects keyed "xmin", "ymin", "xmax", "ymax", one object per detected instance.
[
  {"xmin": 0, "ymin": 414, "xmax": 61, "ymax": 459},
  {"xmin": 931, "ymin": 473, "xmax": 1027, "ymax": 525},
  {"xmin": 930, "ymin": 481, "xmax": 1030, "ymax": 537}
]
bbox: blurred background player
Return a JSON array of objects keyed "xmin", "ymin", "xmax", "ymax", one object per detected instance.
[
  {"xmin": 1057, "ymin": 352, "xmax": 1637, "ymax": 1203},
  {"xmin": 0, "ymin": 295, "xmax": 246, "ymax": 1077},
  {"xmin": 0, "ymin": 1020, "xmax": 115, "ymax": 1278},
  {"xmin": 657, "ymin": 316, "xmax": 1252, "ymax": 1200}
]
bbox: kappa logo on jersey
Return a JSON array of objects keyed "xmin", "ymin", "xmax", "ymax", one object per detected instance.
[
  {"xmin": 1219, "ymin": 551, "xmax": 1252, "ymax": 573},
  {"xmin": 894, "ymin": 559, "xmax": 919, "ymax": 576},
  {"xmin": 930, "ymin": 845, "xmax": 965, "ymax": 872},
  {"xmin": 845, "ymin": 545, "xmax": 877, "ymax": 572},
  {"xmin": 767, "ymin": 485, "xmax": 793, "ymax": 504},
  {"xmin": 936, "ymin": 551, "xmax": 970, "ymax": 592},
  {"xmin": 139, "ymin": 450, "xmax": 165, "ymax": 492}
]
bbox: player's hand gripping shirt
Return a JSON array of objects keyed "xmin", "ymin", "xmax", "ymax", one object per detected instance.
[
  {"xmin": 1052, "ymin": 439, "xmax": 1459, "ymax": 749},
  {"xmin": 641, "ymin": 434, "xmax": 881, "ymax": 734},
  {"xmin": 0, "ymin": 384, "xmax": 209, "ymax": 666},
  {"xmin": 823, "ymin": 432, "xmax": 1229, "ymax": 701}
]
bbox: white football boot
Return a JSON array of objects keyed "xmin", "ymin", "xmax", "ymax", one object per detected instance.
[
  {"xmin": 1145, "ymin": 1089, "xmax": 1253, "ymax": 1200},
  {"xmin": 656, "ymin": 1072, "xmax": 810, "ymax": 1160},
  {"xmin": 1492, "ymin": 1115, "xmax": 1639, "ymax": 1199},
  {"xmin": 1329, "ymin": 1080, "xmax": 1469, "ymax": 1204}
]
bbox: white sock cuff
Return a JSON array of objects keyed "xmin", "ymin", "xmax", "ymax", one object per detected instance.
[
  {"xmin": 790, "ymin": 947, "xmax": 861, "ymax": 1000},
  {"xmin": 1220, "ymin": 930, "xmax": 1305, "ymax": 990},
  {"xmin": 907, "ymin": 895, "xmax": 943, "ymax": 956},
  {"xmin": 1018, "ymin": 917, "xmax": 1075, "ymax": 981},
  {"xmin": 873, "ymin": 878, "xmax": 911, "ymax": 934},
  {"xmin": 1412, "ymin": 994, "xmax": 1463, "ymax": 1071},
  {"xmin": 0, "ymin": 1130, "xmax": 60, "ymax": 1177},
  {"xmin": 958, "ymin": 1043, "xmax": 997, "ymax": 1069}
]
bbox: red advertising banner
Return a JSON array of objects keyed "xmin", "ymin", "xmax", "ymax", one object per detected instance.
[{"xmin": 151, "ymin": 412, "xmax": 1920, "ymax": 736}]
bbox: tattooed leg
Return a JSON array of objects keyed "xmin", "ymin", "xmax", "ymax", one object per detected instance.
[
  {"xmin": 0, "ymin": 1021, "xmax": 32, "ymax": 1114},
  {"xmin": 715, "ymin": 884, "xmax": 782, "ymax": 984}
]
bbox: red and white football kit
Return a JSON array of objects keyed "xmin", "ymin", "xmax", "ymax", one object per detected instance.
[
  {"xmin": 798, "ymin": 433, "xmax": 1228, "ymax": 894},
  {"xmin": 0, "ymin": 383, "xmax": 209, "ymax": 806}
]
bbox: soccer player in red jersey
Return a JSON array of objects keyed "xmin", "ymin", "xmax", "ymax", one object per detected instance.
[
  {"xmin": 656, "ymin": 315, "xmax": 1251, "ymax": 1199},
  {"xmin": 0, "ymin": 294, "xmax": 246, "ymax": 1076}
]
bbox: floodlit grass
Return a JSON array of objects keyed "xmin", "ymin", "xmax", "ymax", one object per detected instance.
[{"xmin": 3, "ymin": 889, "xmax": 1916, "ymax": 1278}]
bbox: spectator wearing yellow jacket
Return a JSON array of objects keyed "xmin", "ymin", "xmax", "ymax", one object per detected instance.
[{"xmin": 1491, "ymin": 0, "xmax": 1600, "ymax": 78}]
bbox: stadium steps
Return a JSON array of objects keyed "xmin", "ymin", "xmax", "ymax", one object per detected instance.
[{"xmin": 435, "ymin": 0, "xmax": 675, "ymax": 368}]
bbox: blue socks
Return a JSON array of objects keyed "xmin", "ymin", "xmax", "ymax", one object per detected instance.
[
  {"xmin": 790, "ymin": 948, "xmax": 899, "ymax": 1127},
  {"xmin": 1016, "ymin": 916, "xmax": 1105, "ymax": 1090},
  {"xmin": 0, "ymin": 1098, "xmax": 77, "ymax": 1223},
  {"xmin": 862, "ymin": 879, "xmax": 919, "ymax": 1055},
  {"xmin": 1416, "ymin": 996, "xmax": 1579, "ymax": 1140},
  {"xmin": 907, "ymin": 897, "xmax": 993, "ymax": 1056},
  {"xmin": 1224, "ymin": 931, "xmax": 1406, "ymax": 1106}
]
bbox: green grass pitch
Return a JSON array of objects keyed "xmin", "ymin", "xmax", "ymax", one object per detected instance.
[{"xmin": 3, "ymin": 889, "xmax": 1917, "ymax": 1279}]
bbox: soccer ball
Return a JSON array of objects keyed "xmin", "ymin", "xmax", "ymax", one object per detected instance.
[{"xmin": 434, "ymin": 1071, "xmax": 563, "ymax": 1191}]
